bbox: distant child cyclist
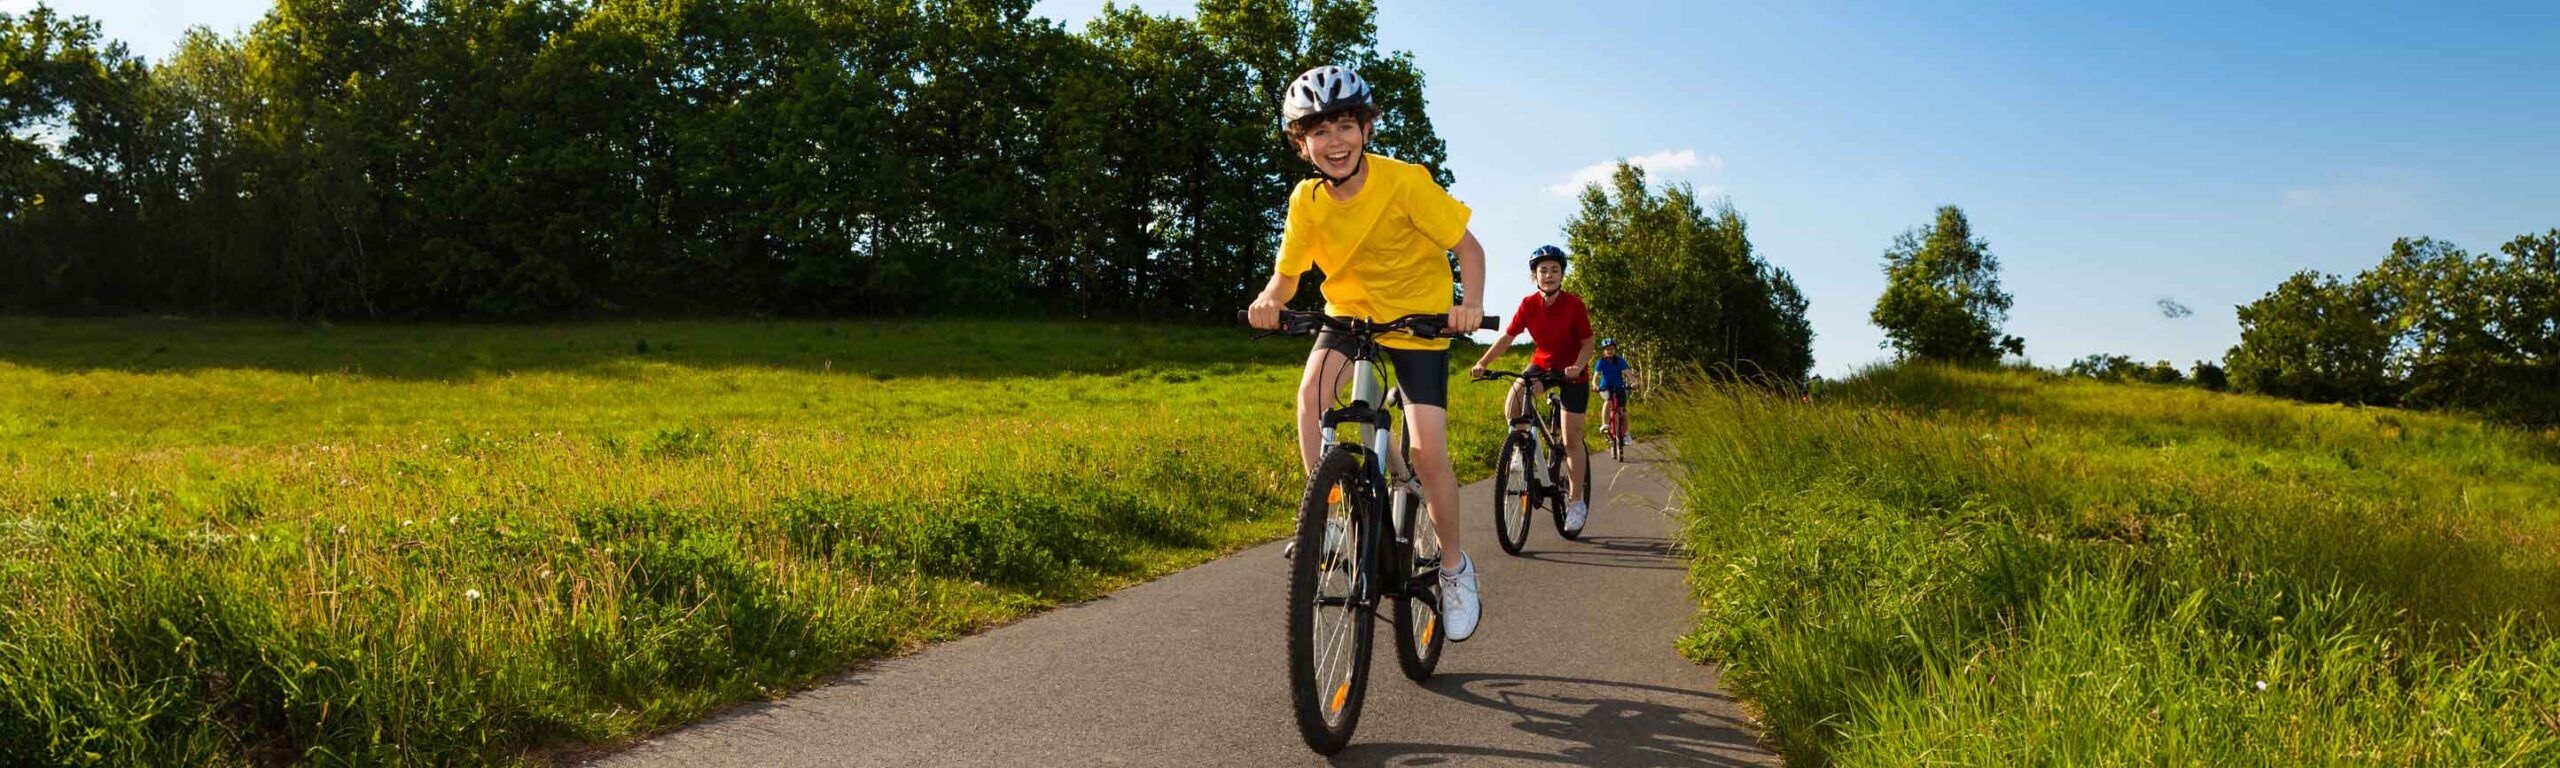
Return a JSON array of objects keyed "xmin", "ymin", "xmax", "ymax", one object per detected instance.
[
  {"xmin": 1468, "ymin": 245, "xmax": 1596, "ymax": 534},
  {"xmin": 1595, "ymin": 338, "xmax": 1634, "ymax": 445},
  {"xmin": 1246, "ymin": 65, "xmax": 1491, "ymax": 642}
]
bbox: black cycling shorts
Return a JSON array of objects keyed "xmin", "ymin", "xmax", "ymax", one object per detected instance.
[
  {"xmin": 1314, "ymin": 331, "xmax": 1449, "ymax": 409},
  {"xmin": 1522, "ymin": 365, "xmax": 1590, "ymax": 414}
]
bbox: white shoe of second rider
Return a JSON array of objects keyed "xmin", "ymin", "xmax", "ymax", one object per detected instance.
[{"xmin": 1563, "ymin": 500, "xmax": 1589, "ymax": 535}]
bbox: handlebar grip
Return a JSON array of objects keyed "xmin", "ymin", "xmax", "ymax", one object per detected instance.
[
  {"xmin": 1235, "ymin": 310, "xmax": 1251, "ymax": 326},
  {"xmin": 1478, "ymin": 315, "xmax": 1501, "ymax": 332}
]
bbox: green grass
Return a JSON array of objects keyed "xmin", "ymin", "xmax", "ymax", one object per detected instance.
[
  {"xmin": 1662, "ymin": 363, "xmax": 2560, "ymax": 765},
  {"xmin": 0, "ymin": 317, "xmax": 1524, "ymax": 766}
]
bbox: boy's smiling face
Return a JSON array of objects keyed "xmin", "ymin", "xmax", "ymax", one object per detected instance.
[
  {"xmin": 1532, "ymin": 261, "xmax": 1565, "ymax": 294},
  {"xmin": 1294, "ymin": 113, "xmax": 1369, "ymax": 179}
]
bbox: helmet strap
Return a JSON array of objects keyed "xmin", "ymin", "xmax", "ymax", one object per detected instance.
[{"xmin": 1315, "ymin": 152, "xmax": 1368, "ymax": 188}]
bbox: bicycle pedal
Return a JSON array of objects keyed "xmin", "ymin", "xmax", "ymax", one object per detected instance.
[{"xmin": 1283, "ymin": 540, "xmax": 1297, "ymax": 560}]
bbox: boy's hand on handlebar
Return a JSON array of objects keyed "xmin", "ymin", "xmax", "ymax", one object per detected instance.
[
  {"xmin": 1247, "ymin": 296, "xmax": 1285, "ymax": 331},
  {"xmin": 1447, "ymin": 304, "xmax": 1483, "ymax": 336},
  {"xmin": 1565, "ymin": 364, "xmax": 1584, "ymax": 379},
  {"xmin": 1469, "ymin": 364, "xmax": 1491, "ymax": 380}
]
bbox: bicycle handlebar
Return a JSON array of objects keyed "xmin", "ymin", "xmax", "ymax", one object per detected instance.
[
  {"xmin": 1235, "ymin": 309, "xmax": 1500, "ymax": 339},
  {"xmin": 1471, "ymin": 368, "xmax": 1568, "ymax": 386}
]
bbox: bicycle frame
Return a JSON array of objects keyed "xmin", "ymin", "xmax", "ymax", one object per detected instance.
[
  {"xmin": 1316, "ymin": 341, "xmax": 1428, "ymax": 609},
  {"xmin": 1505, "ymin": 375, "xmax": 1568, "ymax": 470}
]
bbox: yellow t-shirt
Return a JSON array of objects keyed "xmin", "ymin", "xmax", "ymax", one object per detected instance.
[{"xmin": 1276, "ymin": 154, "xmax": 1472, "ymax": 351}]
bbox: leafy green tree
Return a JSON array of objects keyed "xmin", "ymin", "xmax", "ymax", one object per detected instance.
[
  {"xmin": 1870, "ymin": 205, "xmax": 2023, "ymax": 364},
  {"xmin": 2363, "ymin": 237, "xmax": 2504, "ymax": 412},
  {"xmin": 2225, "ymin": 271, "xmax": 2396, "ymax": 404},
  {"xmin": 1562, "ymin": 161, "xmax": 1811, "ymax": 382},
  {"xmin": 2486, "ymin": 230, "xmax": 2559, "ymax": 423},
  {"xmin": 2191, "ymin": 360, "xmax": 2228, "ymax": 391}
]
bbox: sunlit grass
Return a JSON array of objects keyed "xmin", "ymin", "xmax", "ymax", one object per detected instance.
[
  {"xmin": 1664, "ymin": 364, "xmax": 2560, "ymax": 765},
  {"xmin": 0, "ymin": 317, "xmax": 1524, "ymax": 766}
]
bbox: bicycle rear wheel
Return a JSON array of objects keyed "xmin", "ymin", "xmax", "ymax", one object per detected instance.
[
  {"xmin": 1391, "ymin": 490, "xmax": 1444, "ymax": 681},
  {"xmin": 1289, "ymin": 449, "xmax": 1374, "ymax": 754},
  {"xmin": 1492, "ymin": 432, "xmax": 1535, "ymax": 555}
]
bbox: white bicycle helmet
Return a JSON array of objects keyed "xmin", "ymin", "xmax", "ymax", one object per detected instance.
[{"xmin": 1281, "ymin": 65, "xmax": 1374, "ymax": 127}]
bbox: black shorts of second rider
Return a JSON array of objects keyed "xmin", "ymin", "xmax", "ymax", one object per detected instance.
[
  {"xmin": 1520, "ymin": 364, "xmax": 1590, "ymax": 414},
  {"xmin": 1313, "ymin": 331, "xmax": 1449, "ymax": 409}
]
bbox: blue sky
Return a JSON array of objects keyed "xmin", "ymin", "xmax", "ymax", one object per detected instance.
[{"xmin": 25, "ymin": 0, "xmax": 2559, "ymax": 375}]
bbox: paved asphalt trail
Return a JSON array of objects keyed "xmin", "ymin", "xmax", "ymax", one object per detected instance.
[{"xmin": 590, "ymin": 443, "xmax": 1777, "ymax": 766}]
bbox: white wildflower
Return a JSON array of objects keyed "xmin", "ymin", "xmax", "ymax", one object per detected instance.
[
  {"xmin": 464, "ymin": 589, "xmax": 483, "ymax": 601},
  {"xmin": 2253, "ymin": 680, "xmax": 2267, "ymax": 691}
]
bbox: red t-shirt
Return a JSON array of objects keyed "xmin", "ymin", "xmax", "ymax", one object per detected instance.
[{"xmin": 1505, "ymin": 292, "xmax": 1593, "ymax": 382}]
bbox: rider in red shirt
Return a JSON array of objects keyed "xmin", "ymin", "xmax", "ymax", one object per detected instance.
[{"xmin": 1468, "ymin": 245, "xmax": 1596, "ymax": 534}]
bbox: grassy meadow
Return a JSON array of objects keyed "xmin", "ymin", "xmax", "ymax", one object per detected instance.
[
  {"xmin": 1663, "ymin": 364, "xmax": 2560, "ymax": 765},
  {"xmin": 0, "ymin": 317, "xmax": 1524, "ymax": 766}
]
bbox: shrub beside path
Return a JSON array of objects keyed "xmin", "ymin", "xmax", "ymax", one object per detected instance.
[{"xmin": 587, "ymin": 443, "xmax": 1776, "ymax": 766}]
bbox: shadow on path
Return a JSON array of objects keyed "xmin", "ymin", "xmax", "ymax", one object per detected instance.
[
  {"xmin": 1330, "ymin": 672, "xmax": 1765, "ymax": 767},
  {"xmin": 1514, "ymin": 535, "xmax": 1688, "ymax": 572}
]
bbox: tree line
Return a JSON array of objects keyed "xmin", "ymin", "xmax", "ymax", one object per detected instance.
[
  {"xmin": 2224, "ymin": 231, "xmax": 2559, "ymax": 426},
  {"xmin": 1, "ymin": 0, "xmax": 1445, "ymax": 320}
]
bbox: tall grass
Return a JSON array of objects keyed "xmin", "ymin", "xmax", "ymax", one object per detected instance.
[
  {"xmin": 0, "ymin": 318, "xmax": 1523, "ymax": 766},
  {"xmin": 1664, "ymin": 364, "xmax": 2560, "ymax": 765}
]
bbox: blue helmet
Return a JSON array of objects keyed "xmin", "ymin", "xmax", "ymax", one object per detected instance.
[
  {"xmin": 1600, "ymin": 337, "xmax": 1618, "ymax": 349},
  {"xmin": 1529, "ymin": 245, "xmax": 1568, "ymax": 271}
]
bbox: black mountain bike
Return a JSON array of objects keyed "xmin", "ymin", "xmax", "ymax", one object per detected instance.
[
  {"xmin": 1473, "ymin": 369, "xmax": 1589, "ymax": 554},
  {"xmin": 1242, "ymin": 308, "xmax": 1495, "ymax": 755}
]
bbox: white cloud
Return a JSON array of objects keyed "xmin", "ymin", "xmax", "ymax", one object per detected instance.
[{"xmin": 1548, "ymin": 149, "xmax": 1721, "ymax": 196}]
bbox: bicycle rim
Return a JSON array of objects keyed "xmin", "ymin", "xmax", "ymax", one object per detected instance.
[{"xmin": 1288, "ymin": 450, "xmax": 1373, "ymax": 754}]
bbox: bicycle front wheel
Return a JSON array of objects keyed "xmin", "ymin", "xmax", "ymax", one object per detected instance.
[
  {"xmin": 1609, "ymin": 401, "xmax": 1628, "ymax": 461},
  {"xmin": 1493, "ymin": 432, "xmax": 1535, "ymax": 555},
  {"xmin": 1288, "ymin": 449, "xmax": 1374, "ymax": 754},
  {"xmin": 1392, "ymin": 490, "xmax": 1444, "ymax": 681}
]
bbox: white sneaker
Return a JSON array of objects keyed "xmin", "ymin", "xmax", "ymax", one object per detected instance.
[
  {"xmin": 1440, "ymin": 553, "xmax": 1481, "ymax": 642},
  {"xmin": 1564, "ymin": 500, "xmax": 1588, "ymax": 534}
]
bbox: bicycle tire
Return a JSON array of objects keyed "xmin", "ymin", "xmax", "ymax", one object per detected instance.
[
  {"xmin": 1288, "ymin": 448, "xmax": 1374, "ymax": 754},
  {"xmin": 1391, "ymin": 491, "xmax": 1444, "ymax": 681},
  {"xmin": 1609, "ymin": 400, "xmax": 1628, "ymax": 461},
  {"xmin": 1492, "ymin": 432, "xmax": 1535, "ymax": 555}
]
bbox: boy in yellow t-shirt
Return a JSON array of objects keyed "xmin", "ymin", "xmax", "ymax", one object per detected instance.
[{"xmin": 1246, "ymin": 65, "xmax": 1489, "ymax": 642}]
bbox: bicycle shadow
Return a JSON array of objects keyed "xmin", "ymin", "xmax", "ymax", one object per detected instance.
[
  {"xmin": 1328, "ymin": 672, "xmax": 1771, "ymax": 767},
  {"xmin": 1515, "ymin": 535, "xmax": 1688, "ymax": 572}
]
